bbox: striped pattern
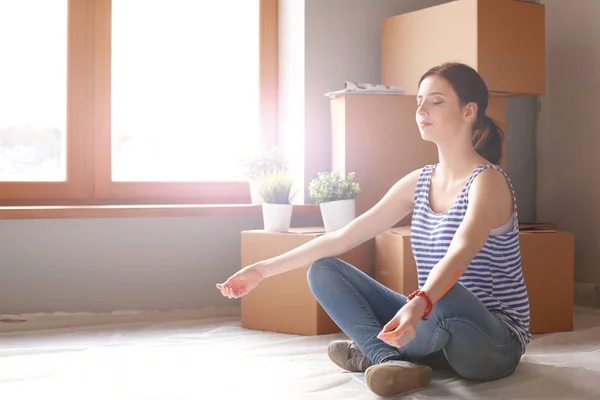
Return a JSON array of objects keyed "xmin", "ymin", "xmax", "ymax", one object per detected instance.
[{"xmin": 411, "ymin": 164, "xmax": 531, "ymax": 353}]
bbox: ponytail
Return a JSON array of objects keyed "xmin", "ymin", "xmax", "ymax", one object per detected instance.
[{"xmin": 473, "ymin": 115, "xmax": 503, "ymax": 165}]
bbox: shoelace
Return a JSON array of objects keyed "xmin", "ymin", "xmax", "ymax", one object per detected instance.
[{"xmin": 347, "ymin": 343, "xmax": 372, "ymax": 371}]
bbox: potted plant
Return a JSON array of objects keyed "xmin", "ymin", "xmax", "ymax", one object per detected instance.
[
  {"xmin": 308, "ymin": 171, "xmax": 361, "ymax": 232},
  {"xmin": 239, "ymin": 147, "xmax": 289, "ymax": 204},
  {"xmin": 259, "ymin": 168, "xmax": 297, "ymax": 232}
]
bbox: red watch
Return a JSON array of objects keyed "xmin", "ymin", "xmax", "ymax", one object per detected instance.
[{"xmin": 408, "ymin": 290, "xmax": 433, "ymax": 320}]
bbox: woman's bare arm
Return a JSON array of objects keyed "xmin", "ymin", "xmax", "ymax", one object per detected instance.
[{"xmin": 255, "ymin": 168, "xmax": 423, "ymax": 278}]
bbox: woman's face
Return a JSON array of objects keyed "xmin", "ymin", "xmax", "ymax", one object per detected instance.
[{"xmin": 415, "ymin": 75, "xmax": 476, "ymax": 144}]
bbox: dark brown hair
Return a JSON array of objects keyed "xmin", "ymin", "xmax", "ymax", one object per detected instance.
[{"xmin": 418, "ymin": 62, "xmax": 504, "ymax": 165}]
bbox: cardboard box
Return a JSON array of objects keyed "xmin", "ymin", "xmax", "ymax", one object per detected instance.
[
  {"xmin": 381, "ymin": 0, "xmax": 545, "ymax": 96},
  {"xmin": 240, "ymin": 227, "xmax": 374, "ymax": 335},
  {"xmin": 519, "ymin": 231, "xmax": 575, "ymax": 333},
  {"xmin": 373, "ymin": 227, "xmax": 574, "ymax": 334},
  {"xmin": 330, "ymin": 95, "xmax": 438, "ymax": 221},
  {"xmin": 374, "ymin": 226, "xmax": 417, "ymax": 295}
]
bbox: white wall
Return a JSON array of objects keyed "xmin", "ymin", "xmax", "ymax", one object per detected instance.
[
  {"xmin": 538, "ymin": 0, "xmax": 600, "ymax": 285},
  {"xmin": 278, "ymin": 0, "xmax": 305, "ymax": 203}
]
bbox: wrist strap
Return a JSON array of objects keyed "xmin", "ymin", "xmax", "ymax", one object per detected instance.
[{"xmin": 408, "ymin": 290, "xmax": 433, "ymax": 320}]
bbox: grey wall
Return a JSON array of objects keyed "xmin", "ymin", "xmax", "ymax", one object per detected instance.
[
  {"xmin": 537, "ymin": 0, "xmax": 600, "ymax": 285},
  {"xmin": 0, "ymin": 0, "xmax": 539, "ymax": 314},
  {"xmin": 506, "ymin": 96, "xmax": 538, "ymax": 222},
  {"xmin": 0, "ymin": 214, "xmax": 322, "ymax": 314},
  {"xmin": 503, "ymin": 0, "xmax": 539, "ymax": 224}
]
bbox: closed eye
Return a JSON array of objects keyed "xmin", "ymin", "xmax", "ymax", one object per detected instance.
[{"xmin": 418, "ymin": 100, "xmax": 443, "ymax": 106}]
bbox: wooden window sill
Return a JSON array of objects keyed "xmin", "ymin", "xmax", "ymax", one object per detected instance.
[{"xmin": 0, "ymin": 204, "xmax": 320, "ymax": 220}]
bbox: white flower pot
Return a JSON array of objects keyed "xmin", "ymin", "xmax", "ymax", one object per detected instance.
[
  {"xmin": 262, "ymin": 203, "xmax": 293, "ymax": 232},
  {"xmin": 249, "ymin": 179, "xmax": 264, "ymax": 204},
  {"xmin": 319, "ymin": 199, "xmax": 356, "ymax": 232}
]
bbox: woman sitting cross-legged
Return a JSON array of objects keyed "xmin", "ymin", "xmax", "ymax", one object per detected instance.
[{"xmin": 217, "ymin": 62, "xmax": 529, "ymax": 398}]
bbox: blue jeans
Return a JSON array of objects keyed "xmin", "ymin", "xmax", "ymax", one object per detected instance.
[{"xmin": 307, "ymin": 257, "xmax": 523, "ymax": 381}]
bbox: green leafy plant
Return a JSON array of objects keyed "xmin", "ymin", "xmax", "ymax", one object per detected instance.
[
  {"xmin": 259, "ymin": 168, "xmax": 297, "ymax": 204},
  {"xmin": 239, "ymin": 147, "xmax": 289, "ymax": 180},
  {"xmin": 308, "ymin": 171, "xmax": 361, "ymax": 204}
]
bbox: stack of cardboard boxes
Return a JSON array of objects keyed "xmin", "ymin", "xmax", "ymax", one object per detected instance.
[
  {"xmin": 240, "ymin": 225, "xmax": 574, "ymax": 336},
  {"xmin": 374, "ymin": 226, "xmax": 575, "ymax": 334},
  {"xmin": 240, "ymin": 0, "xmax": 574, "ymax": 336}
]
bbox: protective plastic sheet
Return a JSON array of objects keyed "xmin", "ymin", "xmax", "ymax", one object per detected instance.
[{"xmin": 0, "ymin": 307, "xmax": 598, "ymax": 399}]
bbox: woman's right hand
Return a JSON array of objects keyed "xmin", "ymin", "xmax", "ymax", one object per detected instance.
[{"xmin": 216, "ymin": 264, "xmax": 264, "ymax": 299}]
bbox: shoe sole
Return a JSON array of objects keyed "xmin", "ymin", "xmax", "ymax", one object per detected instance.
[{"xmin": 365, "ymin": 363, "xmax": 432, "ymax": 398}]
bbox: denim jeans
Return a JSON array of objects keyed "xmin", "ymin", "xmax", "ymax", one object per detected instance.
[{"xmin": 307, "ymin": 257, "xmax": 524, "ymax": 381}]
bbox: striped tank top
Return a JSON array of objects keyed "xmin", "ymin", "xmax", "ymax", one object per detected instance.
[{"xmin": 411, "ymin": 163, "xmax": 531, "ymax": 353}]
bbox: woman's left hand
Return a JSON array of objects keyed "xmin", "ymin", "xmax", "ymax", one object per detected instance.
[{"xmin": 377, "ymin": 297, "xmax": 428, "ymax": 348}]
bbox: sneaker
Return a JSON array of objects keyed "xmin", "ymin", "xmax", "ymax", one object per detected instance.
[
  {"xmin": 326, "ymin": 340, "xmax": 373, "ymax": 372},
  {"xmin": 365, "ymin": 360, "xmax": 432, "ymax": 397}
]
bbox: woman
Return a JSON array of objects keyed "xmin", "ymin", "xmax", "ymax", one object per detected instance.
[{"xmin": 217, "ymin": 62, "xmax": 529, "ymax": 398}]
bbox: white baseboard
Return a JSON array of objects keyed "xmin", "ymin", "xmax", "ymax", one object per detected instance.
[{"xmin": 0, "ymin": 306, "xmax": 241, "ymax": 333}]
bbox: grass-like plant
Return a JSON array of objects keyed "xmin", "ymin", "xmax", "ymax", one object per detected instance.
[{"xmin": 308, "ymin": 171, "xmax": 361, "ymax": 205}]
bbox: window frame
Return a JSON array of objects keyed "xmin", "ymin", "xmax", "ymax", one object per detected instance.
[
  {"xmin": 0, "ymin": 0, "xmax": 95, "ymax": 205},
  {"xmin": 0, "ymin": 0, "xmax": 279, "ymax": 207}
]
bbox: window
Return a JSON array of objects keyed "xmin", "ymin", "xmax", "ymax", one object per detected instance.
[
  {"xmin": 0, "ymin": 0, "xmax": 278, "ymax": 206},
  {"xmin": 0, "ymin": 0, "xmax": 67, "ymax": 182}
]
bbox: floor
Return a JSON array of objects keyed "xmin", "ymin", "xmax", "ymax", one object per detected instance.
[{"xmin": 0, "ymin": 307, "xmax": 599, "ymax": 399}]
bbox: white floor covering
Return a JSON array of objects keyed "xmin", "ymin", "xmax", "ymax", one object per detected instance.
[{"xmin": 0, "ymin": 306, "xmax": 599, "ymax": 399}]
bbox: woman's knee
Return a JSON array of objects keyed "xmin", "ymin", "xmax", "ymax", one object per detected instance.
[
  {"xmin": 307, "ymin": 257, "xmax": 338, "ymax": 299},
  {"xmin": 307, "ymin": 257, "xmax": 338, "ymax": 285},
  {"xmin": 307, "ymin": 257, "xmax": 355, "ymax": 295}
]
